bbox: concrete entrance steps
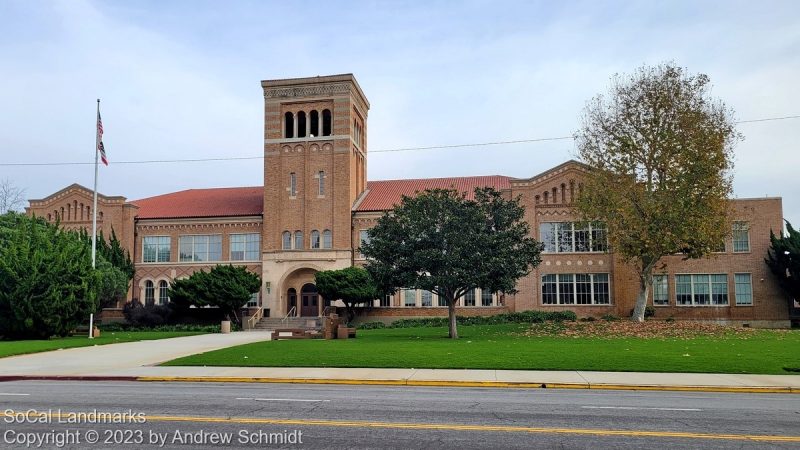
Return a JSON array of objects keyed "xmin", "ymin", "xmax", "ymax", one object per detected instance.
[{"xmin": 251, "ymin": 317, "xmax": 322, "ymax": 331}]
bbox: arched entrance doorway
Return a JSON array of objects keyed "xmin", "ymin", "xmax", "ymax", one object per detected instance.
[
  {"xmin": 287, "ymin": 288, "xmax": 298, "ymax": 317},
  {"xmin": 300, "ymin": 283, "xmax": 319, "ymax": 317}
]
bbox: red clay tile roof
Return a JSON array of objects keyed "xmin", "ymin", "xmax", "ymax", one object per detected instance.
[
  {"xmin": 356, "ymin": 175, "xmax": 511, "ymax": 212},
  {"xmin": 132, "ymin": 187, "xmax": 263, "ymax": 219}
]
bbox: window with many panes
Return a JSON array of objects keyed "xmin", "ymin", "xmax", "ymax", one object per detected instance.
[
  {"xmin": 380, "ymin": 294, "xmax": 392, "ymax": 307},
  {"xmin": 158, "ymin": 280, "xmax": 169, "ymax": 305},
  {"xmin": 481, "ymin": 290, "xmax": 493, "ymax": 306},
  {"xmin": 359, "ymin": 229, "xmax": 371, "ymax": 257},
  {"xmin": 246, "ymin": 292, "xmax": 259, "ymax": 308},
  {"xmin": 282, "ymin": 231, "xmax": 292, "ymax": 250},
  {"xmin": 179, "ymin": 235, "xmax": 222, "ymax": 262},
  {"xmin": 652, "ymin": 275, "xmax": 669, "ymax": 306},
  {"xmin": 144, "ymin": 280, "xmax": 155, "ymax": 305},
  {"xmin": 539, "ymin": 222, "xmax": 608, "ymax": 253},
  {"xmin": 311, "ymin": 230, "xmax": 321, "ymax": 249},
  {"xmin": 421, "ymin": 290, "xmax": 433, "ymax": 307},
  {"xmin": 230, "ymin": 233, "xmax": 260, "ymax": 261},
  {"xmin": 404, "ymin": 290, "xmax": 416, "ymax": 307},
  {"xmin": 143, "ymin": 236, "xmax": 170, "ymax": 263},
  {"xmin": 734, "ymin": 273, "xmax": 753, "ymax": 305},
  {"xmin": 294, "ymin": 231, "xmax": 303, "ymax": 249},
  {"xmin": 323, "ymin": 230, "xmax": 332, "ymax": 249},
  {"xmin": 675, "ymin": 274, "xmax": 728, "ymax": 306},
  {"xmin": 464, "ymin": 289, "xmax": 476, "ymax": 306},
  {"xmin": 541, "ymin": 273, "xmax": 610, "ymax": 305},
  {"xmin": 732, "ymin": 222, "xmax": 750, "ymax": 252}
]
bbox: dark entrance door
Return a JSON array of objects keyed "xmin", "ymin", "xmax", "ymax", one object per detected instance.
[
  {"xmin": 287, "ymin": 288, "xmax": 297, "ymax": 317},
  {"xmin": 300, "ymin": 283, "xmax": 318, "ymax": 317}
]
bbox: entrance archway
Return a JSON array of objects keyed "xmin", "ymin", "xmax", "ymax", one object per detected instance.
[{"xmin": 300, "ymin": 283, "xmax": 319, "ymax": 317}]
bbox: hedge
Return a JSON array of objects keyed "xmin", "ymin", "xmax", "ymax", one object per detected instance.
[{"xmin": 358, "ymin": 310, "xmax": 577, "ymax": 330}]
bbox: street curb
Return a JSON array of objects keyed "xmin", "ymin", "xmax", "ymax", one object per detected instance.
[
  {"xmin": 0, "ymin": 375, "xmax": 138, "ymax": 382},
  {"xmin": 133, "ymin": 376, "xmax": 799, "ymax": 394}
]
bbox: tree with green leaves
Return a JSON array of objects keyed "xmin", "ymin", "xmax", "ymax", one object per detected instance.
[
  {"xmin": 362, "ymin": 187, "xmax": 542, "ymax": 339},
  {"xmin": 575, "ymin": 63, "xmax": 740, "ymax": 322},
  {"xmin": 94, "ymin": 259, "xmax": 129, "ymax": 310},
  {"xmin": 167, "ymin": 265, "xmax": 260, "ymax": 325},
  {"xmin": 0, "ymin": 212, "xmax": 98, "ymax": 339},
  {"xmin": 765, "ymin": 221, "xmax": 800, "ymax": 306},
  {"xmin": 315, "ymin": 267, "xmax": 379, "ymax": 324}
]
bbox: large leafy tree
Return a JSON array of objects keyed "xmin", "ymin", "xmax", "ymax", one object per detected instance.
[
  {"xmin": 168, "ymin": 265, "xmax": 261, "ymax": 325},
  {"xmin": 575, "ymin": 63, "xmax": 740, "ymax": 322},
  {"xmin": 0, "ymin": 213, "xmax": 98, "ymax": 339},
  {"xmin": 362, "ymin": 187, "xmax": 542, "ymax": 339},
  {"xmin": 316, "ymin": 267, "xmax": 379, "ymax": 324},
  {"xmin": 765, "ymin": 221, "xmax": 800, "ymax": 306}
]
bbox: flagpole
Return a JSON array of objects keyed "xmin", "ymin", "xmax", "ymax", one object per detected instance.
[{"xmin": 91, "ymin": 99, "xmax": 100, "ymax": 269}]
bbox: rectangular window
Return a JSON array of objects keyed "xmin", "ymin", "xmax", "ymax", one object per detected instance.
[
  {"xmin": 676, "ymin": 274, "xmax": 729, "ymax": 306},
  {"xmin": 246, "ymin": 292, "xmax": 259, "ymax": 308},
  {"xmin": 230, "ymin": 233, "xmax": 260, "ymax": 261},
  {"xmin": 732, "ymin": 222, "xmax": 750, "ymax": 252},
  {"xmin": 481, "ymin": 290, "xmax": 493, "ymax": 307},
  {"xmin": 540, "ymin": 222, "xmax": 608, "ymax": 253},
  {"xmin": 464, "ymin": 289, "xmax": 476, "ymax": 307},
  {"xmin": 143, "ymin": 236, "xmax": 170, "ymax": 263},
  {"xmin": 179, "ymin": 235, "xmax": 222, "ymax": 262},
  {"xmin": 359, "ymin": 229, "xmax": 371, "ymax": 257},
  {"xmin": 294, "ymin": 231, "xmax": 303, "ymax": 250},
  {"xmin": 542, "ymin": 274, "xmax": 557, "ymax": 304},
  {"xmin": 289, "ymin": 173, "xmax": 297, "ymax": 197},
  {"xmin": 380, "ymin": 294, "xmax": 392, "ymax": 307},
  {"xmin": 438, "ymin": 295, "xmax": 448, "ymax": 307},
  {"xmin": 734, "ymin": 273, "xmax": 753, "ymax": 305},
  {"xmin": 421, "ymin": 290, "xmax": 433, "ymax": 307},
  {"xmin": 652, "ymin": 275, "xmax": 669, "ymax": 306},
  {"xmin": 541, "ymin": 273, "xmax": 611, "ymax": 305},
  {"xmin": 318, "ymin": 171, "xmax": 325, "ymax": 196},
  {"xmin": 404, "ymin": 289, "xmax": 416, "ymax": 307}
]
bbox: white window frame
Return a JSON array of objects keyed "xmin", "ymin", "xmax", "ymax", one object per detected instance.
[
  {"xmin": 540, "ymin": 222, "xmax": 608, "ymax": 253},
  {"xmin": 734, "ymin": 273, "xmax": 753, "ymax": 306},
  {"xmin": 142, "ymin": 236, "xmax": 171, "ymax": 263},
  {"xmin": 480, "ymin": 289, "xmax": 494, "ymax": 307},
  {"xmin": 157, "ymin": 280, "xmax": 169, "ymax": 305},
  {"xmin": 230, "ymin": 233, "xmax": 260, "ymax": 261},
  {"xmin": 144, "ymin": 280, "xmax": 155, "ymax": 305},
  {"xmin": 732, "ymin": 222, "xmax": 750, "ymax": 253},
  {"xmin": 322, "ymin": 229, "xmax": 332, "ymax": 249},
  {"xmin": 178, "ymin": 234, "xmax": 223, "ymax": 262},
  {"xmin": 281, "ymin": 231, "xmax": 292, "ymax": 250},
  {"xmin": 652, "ymin": 274, "xmax": 669, "ymax": 306},
  {"xmin": 421, "ymin": 290, "xmax": 433, "ymax": 307},
  {"xmin": 246, "ymin": 291, "xmax": 259, "ymax": 308},
  {"xmin": 294, "ymin": 231, "xmax": 303, "ymax": 250},
  {"xmin": 310, "ymin": 230, "xmax": 321, "ymax": 249},
  {"xmin": 541, "ymin": 273, "xmax": 611, "ymax": 305},
  {"xmin": 404, "ymin": 289, "xmax": 417, "ymax": 307},
  {"xmin": 675, "ymin": 273, "xmax": 729, "ymax": 307}
]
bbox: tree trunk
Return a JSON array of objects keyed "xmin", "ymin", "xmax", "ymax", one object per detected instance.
[
  {"xmin": 631, "ymin": 272, "xmax": 651, "ymax": 322},
  {"xmin": 447, "ymin": 298, "xmax": 458, "ymax": 339},
  {"xmin": 345, "ymin": 303, "xmax": 355, "ymax": 325}
]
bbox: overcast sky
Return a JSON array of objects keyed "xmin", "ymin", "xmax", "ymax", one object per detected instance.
[{"xmin": 1, "ymin": 0, "xmax": 798, "ymax": 224}]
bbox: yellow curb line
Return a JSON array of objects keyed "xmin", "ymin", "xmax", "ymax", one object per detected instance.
[{"xmin": 135, "ymin": 376, "xmax": 798, "ymax": 394}]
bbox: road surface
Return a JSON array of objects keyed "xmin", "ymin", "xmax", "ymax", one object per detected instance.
[{"xmin": 0, "ymin": 381, "xmax": 797, "ymax": 449}]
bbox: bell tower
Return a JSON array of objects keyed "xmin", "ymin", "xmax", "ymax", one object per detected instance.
[{"xmin": 260, "ymin": 74, "xmax": 370, "ymax": 316}]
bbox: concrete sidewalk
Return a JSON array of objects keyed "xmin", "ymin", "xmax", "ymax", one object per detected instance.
[{"xmin": 0, "ymin": 332, "xmax": 798, "ymax": 393}]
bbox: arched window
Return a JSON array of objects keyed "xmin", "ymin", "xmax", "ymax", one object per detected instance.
[
  {"xmin": 552, "ymin": 187, "xmax": 557, "ymax": 203},
  {"xmin": 47, "ymin": 213, "xmax": 51, "ymax": 221},
  {"xmin": 311, "ymin": 230, "xmax": 321, "ymax": 249},
  {"xmin": 322, "ymin": 109, "xmax": 332, "ymax": 136},
  {"xmin": 309, "ymin": 110, "xmax": 319, "ymax": 137},
  {"xmin": 282, "ymin": 231, "xmax": 292, "ymax": 250},
  {"xmin": 79, "ymin": 203, "xmax": 84, "ymax": 220},
  {"xmin": 543, "ymin": 191, "xmax": 549, "ymax": 204},
  {"xmin": 322, "ymin": 230, "xmax": 332, "ymax": 249},
  {"xmin": 297, "ymin": 111, "xmax": 307, "ymax": 138},
  {"xmin": 144, "ymin": 280, "xmax": 155, "ymax": 306},
  {"xmin": 294, "ymin": 231, "xmax": 303, "ymax": 250},
  {"xmin": 561, "ymin": 184, "xmax": 567, "ymax": 203},
  {"xmin": 158, "ymin": 280, "xmax": 169, "ymax": 305},
  {"xmin": 284, "ymin": 112, "xmax": 294, "ymax": 138}
]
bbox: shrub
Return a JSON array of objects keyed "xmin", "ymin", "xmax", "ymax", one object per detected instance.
[
  {"xmin": 601, "ymin": 314, "xmax": 620, "ymax": 322},
  {"xmin": 122, "ymin": 301, "xmax": 172, "ymax": 327},
  {"xmin": 665, "ymin": 316, "xmax": 676, "ymax": 323},
  {"xmin": 357, "ymin": 321, "xmax": 387, "ymax": 330},
  {"xmin": 99, "ymin": 322, "xmax": 226, "ymax": 333}
]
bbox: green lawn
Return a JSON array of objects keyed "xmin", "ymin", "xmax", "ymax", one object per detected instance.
[
  {"xmin": 163, "ymin": 324, "xmax": 800, "ymax": 374},
  {"xmin": 0, "ymin": 331, "xmax": 204, "ymax": 359}
]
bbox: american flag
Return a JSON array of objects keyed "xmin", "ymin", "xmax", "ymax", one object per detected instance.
[{"xmin": 97, "ymin": 112, "xmax": 108, "ymax": 166}]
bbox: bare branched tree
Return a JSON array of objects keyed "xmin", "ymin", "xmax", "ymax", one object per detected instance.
[{"xmin": 0, "ymin": 178, "xmax": 26, "ymax": 213}]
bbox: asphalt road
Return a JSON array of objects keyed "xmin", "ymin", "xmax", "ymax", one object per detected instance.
[{"xmin": 0, "ymin": 381, "xmax": 797, "ymax": 449}]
